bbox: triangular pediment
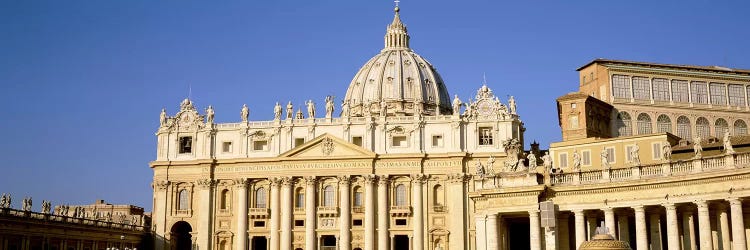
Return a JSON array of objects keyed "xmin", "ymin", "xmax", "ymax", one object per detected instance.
[{"xmin": 278, "ymin": 133, "xmax": 376, "ymax": 159}]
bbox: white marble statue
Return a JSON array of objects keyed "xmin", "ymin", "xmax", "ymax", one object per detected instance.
[
  {"xmin": 306, "ymin": 100, "xmax": 315, "ymax": 118},
  {"xmin": 42, "ymin": 200, "xmax": 51, "ymax": 214},
  {"xmin": 694, "ymin": 137, "xmax": 703, "ymax": 158},
  {"xmin": 241, "ymin": 104, "xmax": 249, "ymax": 122},
  {"xmin": 325, "ymin": 96, "xmax": 334, "ymax": 118},
  {"xmin": 452, "ymin": 95, "xmax": 462, "ymax": 115},
  {"xmin": 159, "ymin": 108, "xmax": 167, "ymax": 126},
  {"xmin": 662, "ymin": 142, "xmax": 672, "ymax": 161},
  {"xmin": 508, "ymin": 95, "xmax": 517, "ymax": 114},
  {"xmin": 630, "ymin": 144, "xmax": 641, "ymax": 165},
  {"xmin": 486, "ymin": 155, "xmax": 496, "ymax": 175},
  {"xmin": 572, "ymin": 150, "xmax": 581, "ymax": 171},
  {"xmin": 205, "ymin": 105, "xmax": 214, "ymax": 124},
  {"xmin": 527, "ymin": 152, "xmax": 537, "ymax": 168},
  {"xmin": 273, "ymin": 102, "xmax": 282, "ymax": 120},
  {"xmin": 542, "ymin": 152, "xmax": 553, "ymax": 171},
  {"xmin": 600, "ymin": 148, "xmax": 610, "ymax": 169},
  {"xmin": 286, "ymin": 102, "xmax": 294, "ymax": 119},
  {"xmin": 341, "ymin": 100, "xmax": 350, "ymax": 117},
  {"xmin": 723, "ymin": 131, "xmax": 735, "ymax": 154},
  {"xmin": 475, "ymin": 160, "xmax": 485, "ymax": 178},
  {"xmin": 363, "ymin": 101, "xmax": 372, "ymax": 116},
  {"xmin": 380, "ymin": 100, "xmax": 387, "ymax": 117}
]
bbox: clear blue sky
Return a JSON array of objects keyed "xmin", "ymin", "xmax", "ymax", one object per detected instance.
[{"xmin": 1, "ymin": 1, "xmax": 749, "ymax": 210}]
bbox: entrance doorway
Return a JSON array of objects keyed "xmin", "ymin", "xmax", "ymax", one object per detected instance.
[
  {"xmin": 170, "ymin": 221, "xmax": 193, "ymax": 250},
  {"xmin": 251, "ymin": 237, "xmax": 267, "ymax": 250},
  {"xmin": 393, "ymin": 235, "xmax": 410, "ymax": 250},
  {"xmin": 506, "ymin": 217, "xmax": 530, "ymax": 250},
  {"xmin": 321, "ymin": 235, "xmax": 337, "ymax": 250}
]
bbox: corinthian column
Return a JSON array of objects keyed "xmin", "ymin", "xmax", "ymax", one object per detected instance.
[
  {"xmin": 633, "ymin": 205, "xmax": 648, "ymax": 250},
  {"xmin": 529, "ymin": 210, "xmax": 542, "ymax": 250},
  {"xmin": 339, "ymin": 175, "xmax": 351, "ymax": 250},
  {"xmin": 487, "ymin": 213, "xmax": 499, "ymax": 250},
  {"xmin": 604, "ymin": 207, "xmax": 616, "ymax": 237},
  {"xmin": 364, "ymin": 175, "xmax": 376, "ymax": 250},
  {"xmin": 305, "ymin": 176, "xmax": 317, "ymax": 250},
  {"xmin": 196, "ymin": 179, "xmax": 214, "ymax": 250},
  {"xmin": 448, "ymin": 173, "xmax": 468, "ymax": 250},
  {"xmin": 234, "ymin": 178, "xmax": 249, "ymax": 250},
  {"xmin": 377, "ymin": 175, "xmax": 390, "ymax": 250},
  {"xmin": 728, "ymin": 198, "xmax": 747, "ymax": 250},
  {"xmin": 681, "ymin": 209, "xmax": 697, "ymax": 250},
  {"xmin": 717, "ymin": 202, "xmax": 731, "ymax": 250},
  {"xmin": 153, "ymin": 180, "xmax": 170, "ymax": 250},
  {"xmin": 411, "ymin": 174, "xmax": 427, "ymax": 250},
  {"xmin": 270, "ymin": 178, "xmax": 281, "ymax": 250},
  {"xmin": 695, "ymin": 200, "xmax": 713, "ymax": 250},
  {"xmin": 573, "ymin": 210, "xmax": 586, "ymax": 250},
  {"xmin": 664, "ymin": 203, "xmax": 680, "ymax": 250},
  {"xmin": 280, "ymin": 177, "xmax": 293, "ymax": 250}
]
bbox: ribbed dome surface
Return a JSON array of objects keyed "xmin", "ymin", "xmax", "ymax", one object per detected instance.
[{"xmin": 343, "ymin": 7, "xmax": 451, "ymax": 117}]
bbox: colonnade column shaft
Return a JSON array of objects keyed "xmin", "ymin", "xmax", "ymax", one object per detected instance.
[
  {"xmin": 634, "ymin": 206, "xmax": 648, "ymax": 250},
  {"xmin": 235, "ymin": 179, "xmax": 249, "ymax": 250},
  {"xmin": 475, "ymin": 215, "xmax": 487, "ymax": 250},
  {"xmin": 529, "ymin": 210, "xmax": 541, "ymax": 250},
  {"xmin": 270, "ymin": 178, "xmax": 281, "ymax": 250},
  {"xmin": 197, "ymin": 179, "xmax": 214, "ymax": 250},
  {"xmin": 681, "ymin": 209, "xmax": 697, "ymax": 250},
  {"xmin": 664, "ymin": 203, "xmax": 680, "ymax": 250},
  {"xmin": 604, "ymin": 208, "xmax": 616, "ymax": 237},
  {"xmin": 377, "ymin": 176, "xmax": 389, "ymax": 250},
  {"xmin": 305, "ymin": 176, "xmax": 317, "ymax": 250},
  {"xmin": 696, "ymin": 200, "xmax": 713, "ymax": 250},
  {"xmin": 617, "ymin": 213, "xmax": 630, "ymax": 244},
  {"xmin": 718, "ymin": 203, "xmax": 732, "ymax": 250},
  {"xmin": 729, "ymin": 198, "xmax": 747, "ymax": 250},
  {"xmin": 573, "ymin": 210, "xmax": 586, "ymax": 249},
  {"xmin": 448, "ymin": 174, "xmax": 467, "ymax": 250},
  {"xmin": 280, "ymin": 177, "xmax": 293, "ymax": 250},
  {"xmin": 587, "ymin": 217, "xmax": 597, "ymax": 240},
  {"xmin": 364, "ymin": 175, "xmax": 376, "ymax": 250},
  {"xmin": 649, "ymin": 212, "xmax": 663, "ymax": 250},
  {"xmin": 411, "ymin": 174, "xmax": 426, "ymax": 250},
  {"xmin": 153, "ymin": 181, "xmax": 169, "ymax": 250},
  {"xmin": 486, "ymin": 214, "xmax": 498, "ymax": 250},
  {"xmin": 339, "ymin": 175, "xmax": 351, "ymax": 250}
]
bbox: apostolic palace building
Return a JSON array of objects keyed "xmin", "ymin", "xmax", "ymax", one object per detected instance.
[{"xmin": 149, "ymin": 6, "xmax": 750, "ymax": 250}]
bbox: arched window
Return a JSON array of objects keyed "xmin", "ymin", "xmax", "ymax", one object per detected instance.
[
  {"xmin": 255, "ymin": 187, "xmax": 267, "ymax": 208},
  {"xmin": 657, "ymin": 115, "xmax": 672, "ymax": 133},
  {"xmin": 616, "ymin": 112, "xmax": 632, "ymax": 136},
  {"xmin": 219, "ymin": 240, "xmax": 227, "ymax": 250},
  {"xmin": 178, "ymin": 189, "xmax": 189, "ymax": 210},
  {"xmin": 353, "ymin": 187, "xmax": 363, "ymax": 208},
  {"xmin": 323, "ymin": 185, "xmax": 335, "ymax": 207},
  {"xmin": 734, "ymin": 120, "xmax": 748, "ymax": 135},
  {"xmin": 295, "ymin": 188, "xmax": 305, "ymax": 208},
  {"xmin": 433, "ymin": 185, "xmax": 444, "ymax": 207},
  {"xmin": 395, "ymin": 184, "xmax": 407, "ymax": 206},
  {"xmin": 220, "ymin": 189, "xmax": 230, "ymax": 210},
  {"xmin": 676, "ymin": 116, "xmax": 691, "ymax": 140},
  {"xmin": 696, "ymin": 117, "xmax": 710, "ymax": 139},
  {"xmin": 636, "ymin": 113, "xmax": 652, "ymax": 135},
  {"xmin": 715, "ymin": 118, "xmax": 729, "ymax": 137}
]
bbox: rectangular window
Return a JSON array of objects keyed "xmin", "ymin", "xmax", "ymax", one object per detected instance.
[
  {"xmin": 559, "ymin": 153, "xmax": 568, "ymax": 168},
  {"xmin": 479, "ymin": 127, "xmax": 494, "ymax": 146},
  {"xmin": 728, "ymin": 84, "xmax": 745, "ymax": 106},
  {"xmin": 352, "ymin": 136, "xmax": 363, "ymax": 147},
  {"xmin": 353, "ymin": 192, "xmax": 363, "ymax": 207},
  {"xmin": 253, "ymin": 140, "xmax": 268, "ymax": 151},
  {"xmin": 353, "ymin": 219, "xmax": 363, "ymax": 226},
  {"xmin": 671, "ymin": 80, "xmax": 689, "ymax": 103},
  {"xmin": 294, "ymin": 138, "xmax": 305, "ymax": 148},
  {"xmin": 222, "ymin": 141, "xmax": 233, "ymax": 153},
  {"xmin": 691, "ymin": 81, "xmax": 708, "ymax": 104},
  {"xmin": 612, "ymin": 75, "xmax": 631, "ymax": 98},
  {"xmin": 179, "ymin": 136, "xmax": 193, "ymax": 154},
  {"xmin": 395, "ymin": 219, "xmax": 407, "ymax": 226},
  {"xmin": 295, "ymin": 193, "xmax": 304, "ymax": 208},
  {"xmin": 652, "ymin": 78, "xmax": 670, "ymax": 101},
  {"xmin": 606, "ymin": 147, "xmax": 615, "ymax": 163},
  {"xmin": 431, "ymin": 135, "xmax": 443, "ymax": 147},
  {"xmin": 392, "ymin": 136, "xmax": 407, "ymax": 147},
  {"xmin": 582, "ymin": 150, "xmax": 591, "ymax": 166},
  {"xmin": 652, "ymin": 143, "xmax": 662, "ymax": 160},
  {"xmin": 632, "ymin": 77, "xmax": 651, "ymax": 100},
  {"xmin": 295, "ymin": 220, "xmax": 304, "ymax": 227},
  {"xmin": 709, "ymin": 83, "xmax": 727, "ymax": 106},
  {"xmin": 626, "ymin": 146, "xmax": 634, "ymax": 163},
  {"xmin": 253, "ymin": 221, "xmax": 265, "ymax": 227}
]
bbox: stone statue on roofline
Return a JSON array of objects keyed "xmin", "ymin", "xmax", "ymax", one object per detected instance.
[
  {"xmin": 241, "ymin": 104, "xmax": 249, "ymax": 122},
  {"xmin": 601, "ymin": 148, "xmax": 611, "ymax": 169},
  {"xmin": 693, "ymin": 136, "xmax": 703, "ymax": 158},
  {"xmin": 452, "ymin": 95, "xmax": 462, "ymax": 116},
  {"xmin": 662, "ymin": 142, "xmax": 672, "ymax": 161},
  {"xmin": 475, "ymin": 160, "xmax": 485, "ymax": 179},
  {"xmin": 541, "ymin": 152, "xmax": 553, "ymax": 172},
  {"xmin": 205, "ymin": 105, "xmax": 215, "ymax": 124},
  {"xmin": 630, "ymin": 144, "xmax": 641, "ymax": 165},
  {"xmin": 572, "ymin": 150, "xmax": 581, "ymax": 171},
  {"xmin": 286, "ymin": 102, "xmax": 294, "ymax": 119},
  {"xmin": 273, "ymin": 102, "xmax": 282, "ymax": 120},
  {"xmin": 325, "ymin": 96, "xmax": 335, "ymax": 118},
  {"xmin": 508, "ymin": 95, "xmax": 517, "ymax": 114},
  {"xmin": 723, "ymin": 131, "xmax": 734, "ymax": 154},
  {"xmin": 306, "ymin": 100, "xmax": 315, "ymax": 118},
  {"xmin": 159, "ymin": 108, "xmax": 167, "ymax": 126},
  {"xmin": 527, "ymin": 152, "xmax": 537, "ymax": 169}
]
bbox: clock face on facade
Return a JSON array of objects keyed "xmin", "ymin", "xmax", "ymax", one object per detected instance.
[
  {"xmin": 478, "ymin": 101, "xmax": 493, "ymax": 116},
  {"xmin": 179, "ymin": 113, "xmax": 193, "ymax": 126}
]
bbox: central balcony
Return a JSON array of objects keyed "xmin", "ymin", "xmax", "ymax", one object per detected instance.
[
  {"xmin": 389, "ymin": 206, "xmax": 412, "ymax": 217},
  {"xmin": 317, "ymin": 206, "xmax": 339, "ymax": 217},
  {"xmin": 248, "ymin": 208, "xmax": 269, "ymax": 219}
]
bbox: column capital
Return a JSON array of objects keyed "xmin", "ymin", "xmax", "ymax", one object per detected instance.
[
  {"xmin": 363, "ymin": 174, "xmax": 377, "ymax": 184},
  {"xmin": 528, "ymin": 209, "xmax": 540, "ymax": 217},
  {"xmin": 337, "ymin": 175, "xmax": 350, "ymax": 185},
  {"xmin": 662, "ymin": 203, "xmax": 676, "ymax": 210},
  {"xmin": 233, "ymin": 178, "xmax": 249, "ymax": 188},
  {"xmin": 694, "ymin": 200, "xmax": 709, "ymax": 209},
  {"xmin": 447, "ymin": 173, "xmax": 470, "ymax": 183},
  {"xmin": 280, "ymin": 177, "xmax": 293, "ymax": 187},
  {"xmin": 727, "ymin": 197, "xmax": 742, "ymax": 206},
  {"xmin": 377, "ymin": 175, "xmax": 390, "ymax": 186},
  {"xmin": 270, "ymin": 177, "xmax": 281, "ymax": 187},
  {"xmin": 632, "ymin": 205, "xmax": 645, "ymax": 212},
  {"xmin": 153, "ymin": 180, "xmax": 170, "ymax": 190},
  {"xmin": 195, "ymin": 178, "xmax": 215, "ymax": 189},
  {"xmin": 410, "ymin": 173, "xmax": 428, "ymax": 184},
  {"xmin": 304, "ymin": 176, "xmax": 317, "ymax": 185},
  {"xmin": 571, "ymin": 209, "xmax": 585, "ymax": 215}
]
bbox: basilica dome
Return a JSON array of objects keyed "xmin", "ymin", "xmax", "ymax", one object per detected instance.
[{"xmin": 343, "ymin": 7, "xmax": 452, "ymax": 117}]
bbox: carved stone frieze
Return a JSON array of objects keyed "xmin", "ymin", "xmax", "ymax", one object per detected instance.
[
  {"xmin": 233, "ymin": 178, "xmax": 249, "ymax": 188},
  {"xmin": 153, "ymin": 180, "xmax": 170, "ymax": 190},
  {"xmin": 195, "ymin": 179, "xmax": 215, "ymax": 189}
]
